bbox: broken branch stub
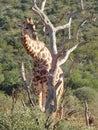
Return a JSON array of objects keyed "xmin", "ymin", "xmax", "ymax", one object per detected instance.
[{"xmin": 21, "ymin": 62, "xmax": 35, "ymax": 106}]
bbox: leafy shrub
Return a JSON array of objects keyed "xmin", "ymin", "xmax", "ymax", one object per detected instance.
[
  {"xmin": 21, "ymin": 4, "xmax": 29, "ymax": 11},
  {"xmin": 73, "ymin": 87, "xmax": 96, "ymax": 103},
  {"xmin": 0, "ymin": 64, "xmax": 4, "ymax": 84},
  {"xmin": 0, "ymin": 16, "xmax": 12, "ymax": 30},
  {"xmin": 56, "ymin": 120, "xmax": 95, "ymax": 130},
  {"xmin": 21, "ymin": 0, "xmax": 30, "ymax": 3},
  {"xmin": 0, "ymin": 106, "xmax": 47, "ymax": 130},
  {"xmin": 68, "ymin": 69, "xmax": 85, "ymax": 89},
  {"xmin": 68, "ymin": 67, "xmax": 98, "ymax": 90}
]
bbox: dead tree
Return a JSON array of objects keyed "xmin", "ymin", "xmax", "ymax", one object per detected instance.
[
  {"xmin": 84, "ymin": 100, "xmax": 94, "ymax": 126},
  {"xmin": 20, "ymin": 0, "xmax": 96, "ymax": 113},
  {"xmin": 31, "ymin": 0, "xmax": 95, "ymax": 112}
]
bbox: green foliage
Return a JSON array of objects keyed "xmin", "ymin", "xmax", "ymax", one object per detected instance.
[
  {"xmin": 0, "ymin": 16, "xmax": 12, "ymax": 30},
  {"xmin": 0, "ymin": 109, "xmax": 47, "ymax": 130},
  {"xmin": 56, "ymin": 121, "xmax": 95, "ymax": 130},
  {"xmin": 61, "ymin": 88, "xmax": 81, "ymax": 111},
  {"xmin": 0, "ymin": 64, "xmax": 4, "ymax": 84},
  {"xmin": 0, "ymin": 106, "xmax": 47, "ymax": 130},
  {"xmin": 73, "ymin": 87, "xmax": 96, "ymax": 102},
  {"xmin": 0, "ymin": 91, "xmax": 97, "ymax": 130},
  {"xmin": 0, "ymin": 0, "xmax": 97, "ymax": 93},
  {"xmin": 3, "ymin": 69, "xmax": 20, "ymax": 86},
  {"xmin": 68, "ymin": 57, "xmax": 98, "ymax": 90},
  {"xmin": 21, "ymin": 4, "xmax": 30, "ymax": 11},
  {"xmin": 21, "ymin": 0, "xmax": 31, "ymax": 3},
  {"xmin": 0, "ymin": 0, "xmax": 98, "ymax": 129}
]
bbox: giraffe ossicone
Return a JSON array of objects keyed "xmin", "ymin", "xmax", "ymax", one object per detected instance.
[{"xmin": 21, "ymin": 17, "xmax": 64, "ymax": 112}]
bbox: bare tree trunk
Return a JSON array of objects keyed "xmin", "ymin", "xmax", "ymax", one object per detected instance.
[
  {"xmin": 16, "ymin": 0, "xmax": 96, "ymax": 113},
  {"xmin": 84, "ymin": 100, "xmax": 89, "ymax": 126},
  {"xmin": 31, "ymin": 0, "xmax": 96, "ymax": 112}
]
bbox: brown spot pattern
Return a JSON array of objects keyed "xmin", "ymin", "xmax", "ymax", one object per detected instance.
[{"xmin": 21, "ymin": 21, "xmax": 64, "ymax": 111}]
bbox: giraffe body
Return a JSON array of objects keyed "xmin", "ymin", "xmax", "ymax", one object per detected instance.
[{"xmin": 21, "ymin": 18, "xmax": 63, "ymax": 112}]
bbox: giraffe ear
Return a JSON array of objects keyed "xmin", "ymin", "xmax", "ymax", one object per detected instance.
[
  {"xmin": 25, "ymin": 17, "xmax": 30, "ymax": 23},
  {"xmin": 29, "ymin": 17, "xmax": 34, "ymax": 24}
]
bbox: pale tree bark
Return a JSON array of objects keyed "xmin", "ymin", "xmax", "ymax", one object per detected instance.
[
  {"xmin": 84, "ymin": 100, "xmax": 89, "ymax": 126},
  {"xmin": 31, "ymin": 0, "xmax": 92, "ymax": 59},
  {"xmin": 21, "ymin": 62, "xmax": 35, "ymax": 106},
  {"xmin": 84, "ymin": 100, "xmax": 94, "ymax": 126},
  {"xmin": 80, "ymin": 0, "xmax": 84, "ymax": 10},
  {"xmin": 40, "ymin": 0, "xmax": 46, "ymax": 11},
  {"xmin": 55, "ymin": 17, "xmax": 72, "ymax": 39},
  {"xmin": 31, "ymin": 0, "xmax": 96, "ymax": 112},
  {"xmin": 32, "ymin": 0, "xmax": 73, "ymax": 54},
  {"xmin": 57, "ymin": 41, "xmax": 87, "ymax": 66}
]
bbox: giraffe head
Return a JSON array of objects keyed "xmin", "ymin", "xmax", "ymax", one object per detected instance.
[{"xmin": 22, "ymin": 17, "xmax": 38, "ymax": 40}]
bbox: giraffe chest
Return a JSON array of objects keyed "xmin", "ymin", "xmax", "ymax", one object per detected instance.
[
  {"xmin": 32, "ymin": 62, "xmax": 63, "ymax": 97},
  {"xmin": 33, "ymin": 67, "xmax": 48, "ymax": 83},
  {"xmin": 32, "ymin": 60, "xmax": 49, "ymax": 96}
]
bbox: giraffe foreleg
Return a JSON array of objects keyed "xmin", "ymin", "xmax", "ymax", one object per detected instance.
[{"xmin": 39, "ymin": 91, "xmax": 44, "ymax": 111}]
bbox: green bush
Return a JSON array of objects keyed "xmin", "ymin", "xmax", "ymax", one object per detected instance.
[
  {"xmin": 0, "ymin": 64, "xmax": 4, "ymax": 84},
  {"xmin": 0, "ymin": 107, "xmax": 47, "ymax": 130},
  {"xmin": 56, "ymin": 120, "xmax": 95, "ymax": 130},
  {"xmin": 0, "ymin": 16, "xmax": 12, "ymax": 30},
  {"xmin": 73, "ymin": 87, "xmax": 96, "ymax": 103},
  {"xmin": 21, "ymin": 0, "xmax": 31, "ymax": 3},
  {"xmin": 21, "ymin": 4, "xmax": 29, "ymax": 11}
]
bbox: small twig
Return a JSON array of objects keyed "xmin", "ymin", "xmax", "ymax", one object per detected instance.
[
  {"xmin": 21, "ymin": 99, "xmax": 26, "ymax": 110},
  {"xmin": 55, "ymin": 12, "xmax": 67, "ymax": 25}
]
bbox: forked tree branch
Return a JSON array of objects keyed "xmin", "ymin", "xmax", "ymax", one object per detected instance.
[
  {"xmin": 31, "ymin": 1, "xmax": 95, "ymax": 112},
  {"xmin": 32, "ymin": 1, "xmax": 96, "ymax": 60},
  {"xmin": 32, "ymin": 0, "xmax": 73, "ymax": 54},
  {"xmin": 57, "ymin": 41, "xmax": 88, "ymax": 66},
  {"xmin": 32, "ymin": 3, "xmax": 57, "ymax": 54},
  {"xmin": 32, "ymin": 5, "xmax": 53, "ymax": 28},
  {"xmin": 55, "ymin": 17, "xmax": 72, "ymax": 32},
  {"xmin": 55, "ymin": 17, "xmax": 72, "ymax": 39}
]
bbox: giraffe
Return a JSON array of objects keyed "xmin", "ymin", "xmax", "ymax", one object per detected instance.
[{"xmin": 21, "ymin": 17, "xmax": 64, "ymax": 112}]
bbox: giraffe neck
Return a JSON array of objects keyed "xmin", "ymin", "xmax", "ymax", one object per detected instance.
[
  {"xmin": 21, "ymin": 34, "xmax": 45, "ymax": 59},
  {"xmin": 21, "ymin": 34, "xmax": 52, "ymax": 70}
]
